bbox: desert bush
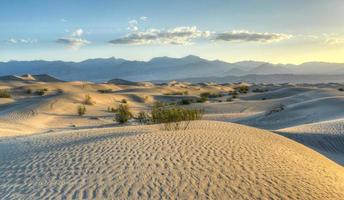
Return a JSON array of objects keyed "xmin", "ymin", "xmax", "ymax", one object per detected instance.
[
  {"xmin": 164, "ymin": 91, "xmax": 188, "ymax": 95},
  {"xmin": 338, "ymin": 88, "xmax": 344, "ymax": 92},
  {"xmin": 77, "ymin": 104, "xmax": 86, "ymax": 116},
  {"xmin": 151, "ymin": 105, "xmax": 203, "ymax": 131},
  {"xmin": 0, "ymin": 89, "xmax": 11, "ymax": 98},
  {"xmin": 35, "ymin": 89, "xmax": 46, "ymax": 96},
  {"xmin": 252, "ymin": 88, "xmax": 267, "ymax": 93},
  {"xmin": 43, "ymin": 88, "xmax": 49, "ymax": 92},
  {"xmin": 98, "ymin": 89, "xmax": 113, "ymax": 93},
  {"xmin": 136, "ymin": 111, "xmax": 151, "ymax": 124},
  {"xmin": 266, "ymin": 104, "xmax": 285, "ymax": 116},
  {"xmin": 121, "ymin": 99, "xmax": 127, "ymax": 104},
  {"xmin": 115, "ymin": 104, "xmax": 133, "ymax": 124},
  {"xmin": 178, "ymin": 99, "xmax": 192, "ymax": 105},
  {"xmin": 236, "ymin": 85, "xmax": 249, "ymax": 94},
  {"xmin": 200, "ymin": 92, "xmax": 211, "ymax": 98},
  {"xmin": 83, "ymin": 94, "xmax": 94, "ymax": 105},
  {"xmin": 26, "ymin": 88, "xmax": 32, "ymax": 94},
  {"xmin": 107, "ymin": 107, "xmax": 117, "ymax": 113},
  {"xmin": 226, "ymin": 97, "xmax": 232, "ymax": 102},
  {"xmin": 196, "ymin": 97, "xmax": 207, "ymax": 103}
]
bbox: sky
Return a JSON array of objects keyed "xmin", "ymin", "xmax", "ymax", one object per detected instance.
[{"xmin": 0, "ymin": 0, "xmax": 344, "ymax": 64}]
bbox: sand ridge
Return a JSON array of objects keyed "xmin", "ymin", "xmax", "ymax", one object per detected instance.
[{"xmin": 0, "ymin": 121, "xmax": 344, "ymax": 199}]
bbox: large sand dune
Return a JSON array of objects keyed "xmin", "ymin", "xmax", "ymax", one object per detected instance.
[{"xmin": 1, "ymin": 121, "xmax": 343, "ymax": 199}]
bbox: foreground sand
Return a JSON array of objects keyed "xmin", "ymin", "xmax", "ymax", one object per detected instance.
[{"xmin": 1, "ymin": 121, "xmax": 343, "ymax": 199}]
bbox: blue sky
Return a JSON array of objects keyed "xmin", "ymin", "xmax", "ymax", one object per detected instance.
[{"xmin": 1, "ymin": 0, "xmax": 344, "ymax": 63}]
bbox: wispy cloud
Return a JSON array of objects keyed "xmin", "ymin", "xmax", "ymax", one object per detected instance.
[
  {"xmin": 56, "ymin": 28, "xmax": 90, "ymax": 49},
  {"xmin": 6, "ymin": 38, "xmax": 37, "ymax": 44},
  {"xmin": 110, "ymin": 26, "xmax": 211, "ymax": 45},
  {"xmin": 140, "ymin": 16, "xmax": 148, "ymax": 22},
  {"xmin": 215, "ymin": 30, "xmax": 292, "ymax": 43},
  {"xmin": 71, "ymin": 28, "xmax": 84, "ymax": 37},
  {"xmin": 127, "ymin": 20, "xmax": 139, "ymax": 31}
]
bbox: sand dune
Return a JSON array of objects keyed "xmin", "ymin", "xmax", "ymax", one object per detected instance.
[{"xmin": 1, "ymin": 121, "xmax": 343, "ymax": 199}]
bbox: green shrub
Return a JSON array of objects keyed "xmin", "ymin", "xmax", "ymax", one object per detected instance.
[
  {"xmin": 200, "ymin": 92, "xmax": 211, "ymax": 98},
  {"xmin": 83, "ymin": 94, "xmax": 94, "ymax": 105},
  {"xmin": 98, "ymin": 89, "xmax": 113, "ymax": 93},
  {"xmin": 0, "ymin": 89, "xmax": 11, "ymax": 98},
  {"xmin": 35, "ymin": 89, "xmax": 46, "ymax": 96},
  {"xmin": 136, "ymin": 111, "xmax": 151, "ymax": 124},
  {"xmin": 77, "ymin": 104, "xmax": 86, "ymax": 116},
  {"xmin": 107, "ymin": 107, "xmax": 117, "ymax": 113},
  {"xmin": 178, "ymin": 99, "xmax": 192, "ymax": 105},
  {"xmin": 151, "ymin": 105, "xmax": 203, "ymax": 131},
  {"xmin": 196, "ymin": 97, "xmax": 207, "ymax": 103},
  {"xmin": 164, "ymin": 91, "xmax": 189, "ymax": 95},
  {"xmin": 115, "ymin": 104, "xmax": 133, "ymax": 124},
  {"xmin": 237, "ymin": 85, "xmax": 249, "ymax": 94}
]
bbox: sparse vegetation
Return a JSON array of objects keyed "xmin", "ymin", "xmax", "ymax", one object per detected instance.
[
  {"xmin": 107, "ymin": 107, "xmax": 117, "ymax": 113},
  {"xmin": 77, "ymin": 104, "xmax": 86, "ymax": 116},
  {"xmin": 83, "ymin": 94, "xmax": 94, "ymax": 105},
  {"xmin": 164, "ymin": 91, "xmax": 188, "ymax": 95},
  {"xmin": 26, "ymin": 88, "xmax": 32, "ymax": 94},
  {"xmin": 236, "ymin": 85, "xmax": 249, "ymax": 94},
  {"xmin": 178, "ymin": 99, "xmax": 192, "ymax": 105},
  {"xmin": 196, "ymin": 97, "xmax": 207, "ymax": 103},
  {"xmin": 338, "ymin": 88, "xmax": 344, "ymax": 92},
  {"xmin": 266, "ymin": 104, "xmax": 285, "ymax": 115},
  {"xmin": 121, "ymin": 99, "xmax": 127, "ymax": 104},
  {"xmin": 151, "ymin": 104, "xmax": 203, "ymax": 131},
  {"xmin": 200, "ymin": 92, "xmax": 223, "ymax": 99},
  {"xmin": 115, "ymin": 104, "xmax": 133, "ymax": 124},
  {"xmin": 226, "ymin": 97, "xmax": 232, "ymax": 102},
  {"xmin": 0, "ymin": 89, "xmax": 11, "ymax": 98},
  {"xmin": 98, "ymin": 89, "xmax": 113, "ymax": 93},
  {"xmin": 35, "ymin": 89, "xmax": 46, "ymax": 96},
  {"xmin": 136, "ymin": 111, "xmax": 151, "ymax": 124},
  {"xmin": 253, "ymin": 88, "xmax": 268, "ymax": 93}
]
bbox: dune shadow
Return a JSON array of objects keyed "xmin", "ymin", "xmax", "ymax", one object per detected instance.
[{"xmin": 277, "ymin": 131, "xmax": 344, "ymax": 166}]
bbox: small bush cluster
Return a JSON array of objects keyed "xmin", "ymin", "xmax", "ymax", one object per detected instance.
[
  {"xmin": 83, "ymin": 94, "xmax": 94, "ymax": 105},
  {"xmin": 266, "ymin": 104, "xmax": 285, "ymax": 115},
  {"xmin": 0, "ymin": 89, "xmax": 11, "ymax": 98},
  {"xmin": 136, "ymin": 111, "xmax": 151, "ymax": 124},
  {"xmin": 107, "ymin": 107, "xmax": 117, "ymax": 113},
  {"xmin": 200, "ymin": 92, "xmax": 223, "ymax": 99},
  {"xmin": 252, "ymin": 88, "xmax": 268, "ymax": 93},
  {"xmin": 98, "ymin": 89, "xmax": 113, "ymax": 93},
  {"xmin": 236, "ymin": 85, "xmax": 249, "ymax": 94},
  {"xmin": 35, "ymin": 89, "xmax": 47, "ymax": 96},
  {"xmin": 151, "ymin": 104, "xmax": 203, "ymax": 131},
  {"xmin": 178, "ymin": 99, "xmax": 192, "ymax": 105},
  {"xmin": 338, "ymin": 88, "xmax": 344, "ymax": 92},
  {"xmin": 164, "ymin": 91, "xmax": 188, "ymax": 95},
  {"xmin": 26, "ymin": 89, "xmax": 32, "ymax": 94},
  {"xmin": 196, "ymin": 97, "xmax": 207, "ymax": 103},
  {"xmin": 115, "ymin": 104, "xmax": 133, "ymax": 124},
  {"xmin": 121, "ymin": 99, "xmax": 127, "ymax": 104},
  {"xmin": 77, "ymin": 104, "xmax": 86, "ymax": 116}
]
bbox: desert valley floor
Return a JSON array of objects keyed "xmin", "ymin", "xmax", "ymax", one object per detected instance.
[{"xmin": 0, "ymin": 76, "xmax": 344, "ymax": 199}]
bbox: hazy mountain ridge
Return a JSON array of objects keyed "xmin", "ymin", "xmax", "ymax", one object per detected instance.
[{"xmin": 1, "ymin": 55, "xmax": 344, "ymax": 82}]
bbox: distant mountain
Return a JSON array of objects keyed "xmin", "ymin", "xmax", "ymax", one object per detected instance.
[
  {"xmin": 0, "ymin": 55, "xmax": 344, "ymax": 82},
  {"xmin": 0, "ymin": 74, "xmax": 63, "ymax": 82}
]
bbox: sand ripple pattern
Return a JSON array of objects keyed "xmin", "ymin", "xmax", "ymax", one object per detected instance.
[{"xmin": 0, "ymin": 121, "xmax": 344, "ymax": 199}]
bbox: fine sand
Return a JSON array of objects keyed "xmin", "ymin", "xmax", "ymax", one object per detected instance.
[{"xmin": 1, "ymin": 121, "xmax": 344, "ymax": 199}]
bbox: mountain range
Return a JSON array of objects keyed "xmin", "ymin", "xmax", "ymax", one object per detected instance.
[{"xmin": 1, "ymin": 55, "xmax": 344, "ymax": 82}]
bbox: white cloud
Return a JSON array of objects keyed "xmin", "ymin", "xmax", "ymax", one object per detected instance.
[
  {"xmin": 7, "ymin": 38, "xmax": 37, "ymax": 44},
  {"xmin": 56, "ymin": 38, "xmax": 90, "ymax": 49},
  {"xmin": 215, "ymin": 30, "xmax": 292, "ymax": 43},
  {"xmin": 60, "ymin": 18, "xmax": 67, "ymax": 23},
  {"xmin": 56, "ymin": 28, "xmax": 90, "ymax": 49},
  {"xmin": 110, "ymin": 26, "xmax": 211, "ymax": 45},
  {"xmin": 128, "ymin": 20, "xmax": 139, "ymax": 31},
  {"xmin": 71, "ymin": 28, "xmax": 84, "ymax": 37},
  {"xmin": 140, "ymin": 16, "xmax": 148, "ymax": 21}
]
